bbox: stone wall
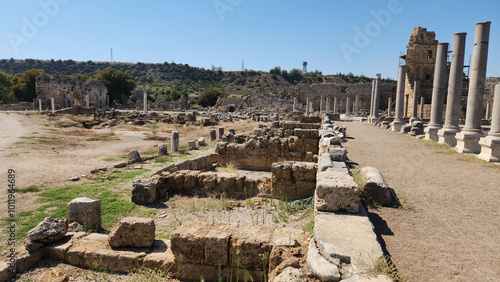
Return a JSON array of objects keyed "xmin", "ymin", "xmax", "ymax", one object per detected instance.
[
  {"xmin": 271, "ymin": 161, "xmax": 317, "ymax": 200},
  {"xmin": 36, "ymin": 74, "xmax": 108, "ymax": 109}
]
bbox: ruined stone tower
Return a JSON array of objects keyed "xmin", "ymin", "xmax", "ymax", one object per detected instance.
[{"xmin": 402, "ymin": 27, "xmax": 439, "ymax": 118}]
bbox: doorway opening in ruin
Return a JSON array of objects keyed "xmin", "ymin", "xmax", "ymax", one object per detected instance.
[{"xmin": 227, "ymin": 104, "xmax": 236, "ymax": 112}]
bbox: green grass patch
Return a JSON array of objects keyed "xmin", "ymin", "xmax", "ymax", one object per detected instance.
[
  {"xmin": 155, "ymin": 155, "xmax": 174, "ymax": 163},
  {"xmin": 16, "ymin": 185, "xmax": 41, "ymax": 193},
  {"xmin": 86, "ymin": 134, "xmax": 119, "ymax": 141},
  {"xmin": 417, "ymin": 139, "xmax": 452, "ymax": 150},
  {"xmin": 103, "ymin": 157, "xmax": 117, "ymax": 162},
  {"xmin": 0, "ymin": 168, "xmax": 150, "ymax": 250}
]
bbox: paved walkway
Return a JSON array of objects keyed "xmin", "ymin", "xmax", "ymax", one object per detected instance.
[{"xmin": 339, "ymin": 121, "xmax": 500, "ymax": 281}]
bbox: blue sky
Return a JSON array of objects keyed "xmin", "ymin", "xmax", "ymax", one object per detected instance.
[{"xmin": 0, "ymin": 0, "xmax": 499, "ymax": 79}]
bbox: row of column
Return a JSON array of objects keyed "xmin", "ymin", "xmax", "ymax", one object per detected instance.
[
  {"xmin": 394, "ymin": 21, "xmax": 498, "ymax": 162},
  {"xmin": 300, "ymin": 95, "xmax": 363, "ymax": 116}
]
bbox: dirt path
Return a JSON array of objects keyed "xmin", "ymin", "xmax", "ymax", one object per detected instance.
[{"xmin": 339, "ymin": 121, "xmax": 500, "ymax": 281}]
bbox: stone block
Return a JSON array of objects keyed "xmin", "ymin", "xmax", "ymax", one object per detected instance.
[
  {"xmin": 329, "ymin": 148, "xmax": 347, "ymax": 162},
  {"xmin": 307, "ymin": 239, "xmax": 340, "ymax": 282},
  {"xmin": 15, "ymin": 248, "xmax": 43, "ymax": 273},
  {"xmin": 108, "ymin": 217, "xmax": 155, "ymax": 248},
  {"xmin": 42, "ymin": 232, "xmax": 87, "ymax": 261},
  {"xmin": 143, "ymin": 239, "xmax": 175, "ymax": 271},
  {"xmin": 314, "ymin": 210, "xmax": 384, "ymax": 266},
  {"xmin": 176, "ymin": 263, "xmax": 219, "ymax": 281},
  {"xmin": 229, "ymin": 225, "xmax": 273, "ymax": 270},
  {"xmin": 132, "ymin": 179, "xmax": 157, "ymax": 205},
  {"xmin": 271, "ymin": 228, "xmax": 304, "ymax": 248},
  {"xmin": 326, "ymin": 161, "xmax": 349, "ymax": 174},
  {"xmin": 158, "ymin": 143, "xmax": 168, "ymax": 155},
  {"xmin": 188, "ymin": 140, "xmax": 197, "ymax": 150},
  {"xmin": 170, "ymin": 221, "xmax": 211, "ymax": 264},
  {"xmin": 127, "ymin": 150, "xmax": 142, "ymax": 163},
  {"xmin": 85, "ymin": 248, "xmax": 145, "ymax": 272},
  {"xmin": 318, "ymin": 153, "xmax": 333, "ymax": 172},
  {"xmin": 66, "ymin": 233, "xmax": 109, "ymax": 267},
  {"xmin": 67, "ymin": 197, "xmax": 101, "ymax": 229},
  {"xmin": 28, "ymin": 217, "xmax": 68, "ymax": 244},
  {"xmin": 315, "ymin": 171, "xmax": 359, "ymax": 213},
  {"xmin": 204, "ymin": 224, "xmax": 232, "ymax": 266},
  {"xmin": 291, "ymin": 162, "xmax": 317, "ymax": 181},
  {"xmin": 0, "ymin": 262, "xmax": 14, "ymax": 281}
]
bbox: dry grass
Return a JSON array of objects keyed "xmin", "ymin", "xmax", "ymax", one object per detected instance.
[
  {"xmin": 355, "ymin": 255, "xmax": 409, "ymax": 281},
  {"xmin": 216, "ymin": 163, "xmax": 239, "ymax": 174}
]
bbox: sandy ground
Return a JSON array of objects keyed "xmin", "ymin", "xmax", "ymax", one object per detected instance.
[{"xmin": 339, "ymin": 121, "xmax": 500, "ymax": 281}]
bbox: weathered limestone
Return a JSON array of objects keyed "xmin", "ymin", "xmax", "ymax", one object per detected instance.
[
  {"xmin": 404, "ymin": 94, "xmax": 409, "ymax": 118},
  {"xmin": 171, "ymin": 131, "xmax": 179, "ymax": 152},
  {"xmin": 346, "ymin": 97, "xmax": 350, "ymax": 116},
  {"xmin": 360, "ymin": 167, "xmax": 392, "ymax": 205},
  {"xmin": 271, "ymin": 161, "xmax": 317, "ymax": 200},
  {"xmin": 456, "ymin": 22, "xmax": 491, "ymax": 154},
  {"xmin": 334, "ymin": 97, "xmax": 338, "ymax": 114},
  {"xmin": 369, "ymin": 79, "xmax": 376, "ymax": 121},
  {"xmin": 127, "ymin": 150, "xmax": 142, "ymax": 163},
  {"xmin": 409, "ymin": 81, "xmax": 420, "ymax": 124},
  {"xmin": 132, "ymin": 179, "xmax": 157, "ymax": 205},
  {"xmin": 108, "ymin": 217, "xmax": 155, "ymax": 248},
  {"xmin": 197, "ymin": 137, "xmax": 207, "ymax": 147},
  {"xmin": 307, "ymin": 239, "xmax": 341, "ymax": 282},
  {"xmin": 158, "ymin": 143, "xmax": 168, "ymax": 155},
  {"xmin": 326, "ymin": 97, "xmax": 330, "ymax": 113},
  {"xmin": 314, "ymin": 209, "xmax": 384, "ymax": 267},
  {"xmin": 67, "ymin": 197, "xmax": 101, "ymax": 229},
  {"xmin": 320, "ymin": 95, "xmax": 324, "ymax": 113},
  {"xmin": 391, "ymin": 65, "xmax": 407, "ymax": 132},
  {"xmin": 372, "ymin": 74, "xmax": 381, "ymax": 122},
  {"xmin": 387, "ymin": 97, "xmax": 392, "ymax": 118},
  {"xmin": 315, "ymin": 170, "xmax": 359, "ymax": 213},
  {"xmin": 209, "ymin": 129, "xmax": 217, "ymax": 142},
  {"xmin": 355, "ymin": 95, "xmax": 360, "ymax": 116},
  {"xmin": 420, "ymin": 96, "xmax": 425, "ymax": 120},
  {"xmin": 28, "ymin": 217, "xmax": 68, "ymax": 244},
  {"xmin": 438, "ymin": 33, "xmax": 467, "ymax": 146},
  {"xmin": 306, "ymin": 97, "xmax": 310, "ymax": 116},
  {"xmin": 218, "ymin": 127, "xmax": 225, "ymax": 139},
  {"xmin": 187, "ymin": 140, "xmax": 197, "ymax": 150},
  {"xmin": 478, "ymin": 83, "xmax": 500, "ymax": 163}
]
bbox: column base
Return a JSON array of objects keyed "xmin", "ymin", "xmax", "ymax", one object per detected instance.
[
  {"xmin": 424, "ymin": 126, "xmax": 442, "ymax": 141},
  {"xmin": 409, "ymin": 117, "xmax": 420, "ymax": 124},
  {"xmin": 478, "ymin": 135, "xmax": 500, "ymax": 163},
  {"xmin": 437, "ymin": 127, "xmax": 459, "ymax": 147},
  {"xmin": 455, "ymin": 130, "xmax": 483, "ymax": 154},
  {"xmin": 390, "ymin": 121, "xmax": 404, "ymax": 132}
]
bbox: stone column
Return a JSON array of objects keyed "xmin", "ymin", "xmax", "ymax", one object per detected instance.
[
  {"xmin": 387, "ymin": 97, "xmax": 392, "ymax": 118},
  {"xmin": 438, "ymin": 33, "xmax": 467, "ymax": 146},
  {"xmin": 355, "ymin": 95, "xmax": 360, "ymax": 116},
  {"xmin": 306, "ymin": 97, "xmax": 310, "ymax": 116},
  {"xmin": 51, "ymin": 97, "xmax": 55, "ymax": 113},
  {"xmin": 38, "ymin": 99, "xmax": 42, "ymax": 112},
  {"xmin": 293, "ymin": 97, "xmax": 297, "ymax": 111},
  {"xmin": 404, "ymin": 94, "xmax": 409, "ymax": 119},
  {"xmin": 320, "ymin": 96, "xmax": 323, "ymax": 113},
  {"xmin": 485, "ymin": 102, "xmax": 491, "ymax": 119},
  {"xmin": 209, "ymin": 129, "xmax": 216, "ymax": 142},
  {"xmin": 86, "ymin": 95, "xmax": 90, "ymax": 108},
  {"xmin": 372, "ymin": 74, "xmax": 381, "ymax": 122},
  {"xmin": 333, "ymin": 97, "xmax": 338, "ymax": 114},
  {"xmin": 346, "ymin": 97, "xmax": 350, "ymax": 116},
  {"xmin": 326, "ymin": 97, "xmax": 330, "ymax": 113},
  {"xmin": 478, "ymin": 83, "xmax": 500, "ymax": 162},
  {"xmin": 391, "ymin": 65, "xmax": 406, "ymax": 132},
  {"xmin": 369, "ymin": 79, "xmax": 376, "ymax": 122},
  {"xmin": 171, "ymin": 131, "xmax": 179, "ymax": 152},
  {"xmin": 410, "ymin": 81, "xmax": 420, "ymax": 123},
  {"xmin": 420, "ymin": 97, "xmax": 425, "ymax": 120},
  {"xmin": 456, "ymin": 22, "xmax": 491, "ymax": 154},
  {"xmin": 425, "ymin": 43, "xmax": 449, "ymax": 141},
  {"xmin": 143, "ymin": 91, "xmax": 148, "ymax": 115},
  {"xmin": 218, "ymin": 127, "xmax": 224, "ymax": 139}
]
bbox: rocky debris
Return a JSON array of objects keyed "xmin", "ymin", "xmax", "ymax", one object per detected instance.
[
  {"xmin": 410, "ymin": 121, "xmax": 424, "ymax": 136},
  {"xmin": 197, "ymin": 137, "xmax": 207, "ymax": 146},
  {"xmin": 127, "ymin": 150, "xmax": 142, "ymax": 163},
  {"xmin": 67, "ymin": 197, "xmax": 101, "ymax": 229},
  {"xmin": 35, "ymin": 268, "xmax": 68, "ymax": 282},
  {"xmin": 28, "ymin": 217, "xmax": 68, "ymax": 244},
  {"xmin": 67, "ymin": 222, "xmax": 84, "ymax": 232},
  {"xmin": 113, "ymin": 162, "xmax": 127, "ymax": 168},
  {"xmin": 25, "ymin": 238, "xmax": 44, "ymax": 251},
  {"xmin": 108, "ymin": 217, "xmax": 155, "ymax": 248},
  {"xmin": 329, "ymin": 148, "xmax": 347, "ymax": 162},
  {"xmin": 158, "ymin": 143, "xmax": 168, "ymax": 155},
  {"xmin": 187, "ymin": 140, "xmax": 197, "ymax": 150},
  {"xmin": 360, "ymin": 167, "xmax": 392, "ymax": 205},
  {"xmin": 307, "ymin": 239, "xmax": 341, "ymax": 282},
  {"xmin": 274, "ymin": 266, "xmax": 306, "ymax": 282},
  {"xmin": 315, "ymin": 170, "xmax": 359, "ymax": 213},
  {"xmin": 132, "ymin": 179, "xmax": 158, "ymax": 205},
  {"xmin": 68, "ymin": 176, "xmax": 80, "ymax": 181}
]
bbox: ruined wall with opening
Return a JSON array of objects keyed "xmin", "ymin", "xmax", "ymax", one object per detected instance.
[{"xmin": 36, "ymin": 74, "xmax": 109, "ymax": 110}]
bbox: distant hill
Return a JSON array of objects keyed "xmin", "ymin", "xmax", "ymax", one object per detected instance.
[{"xmin": 0, "ymin": 58, "xmax": 393, "ymax": 98}]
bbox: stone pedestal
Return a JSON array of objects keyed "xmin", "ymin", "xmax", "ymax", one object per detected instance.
[
  {"xmin": 456, "ymin": 22, "xmax": 491, "ymax": 154},
  {"xmin": 218, "ymin": 127, "xmax": 224, "ymax": 139},
  {"xmin": 67, "ymin": 197, "xmax": 101, "ymax": 229},
  {"xmin": 478, "ymin": 84, "xmax": 500, "ymax": 162},
  {"xmin": 209, "ymin": 129, "xmax": 216, "ymax": 142},
  {"xmin": 171, "ymin": 131, "xmax": 179, "ymax": 152}
]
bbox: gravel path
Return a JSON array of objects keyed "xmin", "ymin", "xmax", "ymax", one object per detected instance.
[{"xmin": 339, "ymin": 121, "xmax": 500, "ymax": 282}]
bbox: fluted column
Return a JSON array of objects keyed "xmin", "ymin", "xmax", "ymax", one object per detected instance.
[
  {"xmin": 456, "ymin": 22, "xmax": 491, "ymax": 154},
  {"xmin": 438, "ymin": 33, "xmax": 467, "ymax": 146}
]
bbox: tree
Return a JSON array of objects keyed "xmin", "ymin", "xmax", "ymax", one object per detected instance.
[
  {"xmin": 181, "ymin": 89, "xmax": 189, "ymax": 100},
  {"xmin": 198, "ymin": 87, "xmax": 223, "ymax": 107},
  {"xmin": 94, "ymin": 67, "xmax": 136, "ymax": 105},
  {"xmin": 8, "ymin": 69, "xmax": 44, "ymax": 102},
  {"xmin": 269, "ymin": 66, "xmax": 282, "ymax": 75},
  {"xmin": 0, "ymin": 70, "xmax": 12, "ymax": 101},
  {"xmin": 70, "ymin": 73, "xmax": 91, "ymax": 81}
]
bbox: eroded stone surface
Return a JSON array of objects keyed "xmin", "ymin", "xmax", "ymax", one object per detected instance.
[
  {"xmin": 315, "ymin": 171, "xmax": 359, "ymax": 213},
  {"xmin": 28, "ymin": 217, "xmax": 68, "ymax": 244},
  {"xmin": 108, "ymin": 217, "xmax": 155, "ymax": 248}
]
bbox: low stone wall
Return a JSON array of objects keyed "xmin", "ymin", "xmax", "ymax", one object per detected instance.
[
  {"xmin": 156, "ymin": 170, "xmax": 261, "ymax": 199},
  {"xmin": 154, "ymin": 153, "xmax": 218, "ymax": 175},
  {"xmin": 271, "ymin": 161, "xmax": 317, "ymax": 200}
]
